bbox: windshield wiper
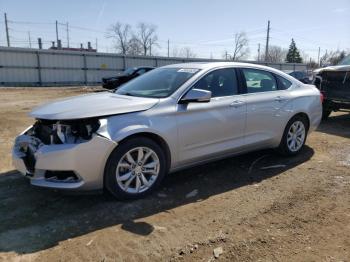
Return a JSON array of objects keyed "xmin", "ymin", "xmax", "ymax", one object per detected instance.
[{"xmin": 118, "ymin": 92, "xmax": 137, "ymax": 97}]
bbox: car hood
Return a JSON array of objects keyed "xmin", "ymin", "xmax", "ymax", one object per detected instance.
[
  {"xmin": 30, "ymin": 92, "xmax": 159, "ymax": 120},
  {"xmin": 313, "ymin": 65, "xmax": 350, "ymax": 74}
]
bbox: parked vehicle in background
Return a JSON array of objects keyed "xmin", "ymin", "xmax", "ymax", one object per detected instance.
[
  {"xmin": 285, "ymin": 70, "xmax": 311, "ymax": 84},
  {"xmin": 102, "ymin": 67, "xmax": 155, "ymax": 89},
  {"xmin": 13, "ymin": 62, "xmax": 322, "ymax": 200},
  {"xmin": 313, "ymin": 55, "xmax": 350, "ymax": 119}
]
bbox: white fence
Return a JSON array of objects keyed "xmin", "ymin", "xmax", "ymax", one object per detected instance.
[{"xmin": 0, "ymin": 47, "xmax": 308, "ymax": 86}]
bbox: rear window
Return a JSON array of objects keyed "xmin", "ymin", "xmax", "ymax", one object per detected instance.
[{"xmin": 276, "ymin": 75, "xmax": 292, "ymax": 90}]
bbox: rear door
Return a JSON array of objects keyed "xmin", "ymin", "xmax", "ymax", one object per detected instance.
[{"xmin": 239, "ymin": 68, "xmax": 293, "ymax": 148}]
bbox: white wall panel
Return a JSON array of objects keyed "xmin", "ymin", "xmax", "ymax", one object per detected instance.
[
  {"xmin": 41, "ymin": 69, "xmax": 84, "ymax": 82},
  {"xmin": 0, "ymin": 51, "xmax": 37, "ymax": 67},
  {"xmin": 40, "ymin": 53, "xmax": 83, "ymax": 68},
  {"xmin": 0, "ymin": 47, "xmax": 308, "ymax": 86},
  {"xmin": 0, "ymin": 68, "xmax": 38, "ymax": 82}
]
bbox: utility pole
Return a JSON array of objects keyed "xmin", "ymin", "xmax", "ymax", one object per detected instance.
[
  {"xmin": 225, "ymin": 50, "xmax": 228, "ymax": 60},
  {"xmin": 66, "ymin": 22, "xmax": 69, "ymax": 47},
  {"xmin": 38, "ymin": 38, "xmax": 42, "ymax": 49},
  {"xmin": 265, "ymin": 20, "xmax": 270, "ymax": 61},
  {"xmin": 4, "ymin": 13, "xmax": 10, "ymax": 47},
  {"xmin": 257, "ymin": 43, "xmax": 261, "ymax": 61},
  {"xmin": 95, "ymin": 38, "xmax": 98, "ymax": 51},
  {"xmin": 150, "ymin": 39, "xmax": 152, "ymax": 56},
  {"xmin": 167, "ymin": 39, "xmax": 169, "ymax": 57},
  {"xmin": 28, "ymin": 31, "xmax": 32, "ymax": 48},
  {"xmin": 55, "ymin": 20, "xmax": 59, "ymax": 45},
  {"xmin": 317, "ymin": 47, "xmax": 321, "ymax": 66}
]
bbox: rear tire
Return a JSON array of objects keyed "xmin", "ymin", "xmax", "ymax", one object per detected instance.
[
  {"xmin": 104, "ymin": 137, "xmax": 167, "ymax": 200},
  {"xmin": 322, "ymin": 107, "xmax": 332, "ymax": 120},
  {"xmin": 277, "ymin": 115, "xmax": 308, "ymax": 156}
]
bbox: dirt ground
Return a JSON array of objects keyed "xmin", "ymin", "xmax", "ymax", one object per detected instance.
[{"xmin": 0, "ymin": 88, "xmax": 349, "ymax": 262}]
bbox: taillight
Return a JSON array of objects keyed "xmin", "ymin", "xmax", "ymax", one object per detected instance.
[{"xmin": 320, "ymin": 91, "xmax": 325, "ymax": 103}]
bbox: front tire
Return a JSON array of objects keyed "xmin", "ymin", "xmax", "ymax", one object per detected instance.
[
  {"xmin": 277, "ymin": 115, "xmax": 308, "ymax": 156},
  {"xmin": 105, "ymin": 137, "xmax": 167, "ymax": 200}
]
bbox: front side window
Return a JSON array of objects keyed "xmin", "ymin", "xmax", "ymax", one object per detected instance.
[
  {"xmin": 192, "ymin": 68, "xmax": 238, "ymax": 97},
  {"xmin": 136, "ymin": 68, "xmax": 147, "ymax": 75},
  {"xmin": 242, "ymin": 68, "xmax": 277, "ymax": 93},
  {"xmin": 115, "ymin": 67, "xmax": 200, "ymax": 98}
]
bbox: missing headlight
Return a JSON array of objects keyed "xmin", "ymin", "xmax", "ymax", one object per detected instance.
[{"xmin": 32, "ymin": 118, "xmax": 100, "ymax": 144}]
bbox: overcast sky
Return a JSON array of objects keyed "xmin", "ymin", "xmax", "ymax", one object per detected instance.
[{"xmin": 1, "ymin": 0, "xmax": 349, "ymax": 60}]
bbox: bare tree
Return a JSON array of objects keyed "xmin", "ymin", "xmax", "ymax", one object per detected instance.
[
  {"xmin": 172, "ymin": 46, "xmax": 180, "ymax": 57},
  {"xmin": 232, "ymin": 32, "xmax": 249, "ymax": 61},
  {"xmin": 172, "ymin": 46, "xmax": 197, "ymax": 58},
  {"xmin": 128, "ymin": 36, "xmax": 143, "ymax": 55},
  {"xmin": 106, "ymin": 22, "xmax": 132, "ymax": 55},
  {"xmin": 261, "ymin": 45, "xmax": 288, "ymax": 62},
  {"xmin": 135, "ymin": 23, "xmax": 159, "ymax": 56},
  {"xmin": 320, "ymin": 50, "xmax": 348, "ymax": 66},
  {"xmin": 181, "ymin": 47, "xmax": 197, "ymax": 58},
  {"xmin": 300, "ymin": 50, "xmax": 310, "ymax": 64},
  {"xmin": 222, "ymin": 50, "xmax": 231, "ymax": 60}
]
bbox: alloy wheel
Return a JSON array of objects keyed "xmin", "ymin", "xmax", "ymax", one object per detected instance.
[
  {"xmin": 287, "ymin": 120, "xmax": 306, "ymax": 152},
  {"xmin": 115, "ymin": 147, "xmax": 160, "ymax": 193}
]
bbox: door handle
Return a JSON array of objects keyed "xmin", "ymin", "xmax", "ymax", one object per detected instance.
[
  {"xmin": 230, "ymin": 100, "xmax": 245, "ymax": 107},
  {"xmin": 274, "ymin": 96, "xmax": 288, "ymax": 102}
]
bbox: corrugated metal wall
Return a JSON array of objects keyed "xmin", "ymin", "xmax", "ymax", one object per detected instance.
[{"xmin": 0, "ymin": 47, "xmax": 308, "ymax": 86}]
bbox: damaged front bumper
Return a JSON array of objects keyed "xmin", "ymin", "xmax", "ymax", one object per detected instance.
[{"xmin": 12, "ymin": 127, "xmax": 117, "ymax": 191}]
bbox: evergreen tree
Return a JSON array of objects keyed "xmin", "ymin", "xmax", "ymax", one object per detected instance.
[{"xmin": 286, "ymin": 39, "xmax": 303, "ymax": 63}]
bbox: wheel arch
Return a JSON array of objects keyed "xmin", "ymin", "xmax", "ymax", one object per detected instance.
[
  {"xmin": 289, "ymin": 112, "xmax": 310, "ymax": 131},
  {"xmin": 120, "ymin": 132, "xmax": 171, "ymax": 171},
  {"xmin": 105, "ymin": 130, "xmax": 172, "ymax": 178}
]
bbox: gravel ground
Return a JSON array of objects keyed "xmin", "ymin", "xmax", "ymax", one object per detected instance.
[{"xmin": 0, "ymin": 88, "xmax": 349, "ymax": 262}]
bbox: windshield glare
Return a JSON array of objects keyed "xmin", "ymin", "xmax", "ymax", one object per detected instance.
[
  {"xmin": 115, "ymin": 67, "xmax": 200, "ymax": 98},
  {"xmin": 123, "ymin": 67, "xmax": 137, "ymax": 75},
  {"xmin": 338, "ymin": 55, "xmax": 350, "ymax": 66}
]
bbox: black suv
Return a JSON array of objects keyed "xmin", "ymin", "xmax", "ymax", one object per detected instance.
[
  {"xmin": 102, "ymin": 67, "xmax": 155, "ymax": 89},
  {"xmin": 286, "ymin": 70, "xmax": 311, "ymax": 84},
  {"xmin": 313, "ymin": 55, "xmax": 350, "ymax": 119}
]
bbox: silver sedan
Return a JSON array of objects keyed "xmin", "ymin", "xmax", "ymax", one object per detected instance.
[{"xmin": 12, "ymin": 62, "xmax": 322, "ymax": 199}]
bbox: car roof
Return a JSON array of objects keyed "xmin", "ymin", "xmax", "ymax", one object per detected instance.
[
  {"xmin": 162, "ymin": 62, "xmax": 300, "ymax": 84},
  {"xmin": 163, "ymin": 62, "xmax": 292, "ymax": 75},
  {"xmin": 162, "ymin": 61, "xmax": 276, "ymax": 71}
]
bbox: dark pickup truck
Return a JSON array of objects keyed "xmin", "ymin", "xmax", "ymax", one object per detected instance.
[{"xmin": 313, "ymin": 55, "xmax": 350, "ymax": 119}]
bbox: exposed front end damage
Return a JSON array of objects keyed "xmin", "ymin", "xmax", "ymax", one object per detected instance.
[{"xmin": 12, "ymin": 118, "xmax": 117, "ymax": 191}]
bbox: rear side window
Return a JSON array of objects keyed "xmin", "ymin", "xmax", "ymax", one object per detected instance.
[
  {"xmin": 192, "ymin": 68, "xmax": 238, "ymax": 97},
  {"xmin": 276, "ymin": 75, "xmax": 292, "ymax": 90},
  {"xmin": 242, "ymin": 69, "xmax": 277, "ymax": 93}
]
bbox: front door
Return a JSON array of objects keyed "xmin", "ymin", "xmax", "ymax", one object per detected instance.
[{"xmin": 176, "ymin": 68, "xmax": 246, "ymax": 165}]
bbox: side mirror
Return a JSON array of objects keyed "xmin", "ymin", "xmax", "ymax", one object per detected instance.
[{"xmin": 180, "ymin": 89, "xmax": 211, "ymax": 103}]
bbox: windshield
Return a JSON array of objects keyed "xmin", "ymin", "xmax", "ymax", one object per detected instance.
[
  {"xmin": 115, "ymin": 67, "xmax": 200, "ymax": 98},
  {"xmin": 338, "ymin": 55, "xmax": 350, "ymax": 66},
  {"xmin": 123, "ymin": 67, "xmax": 137, "ymax": 75}
]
